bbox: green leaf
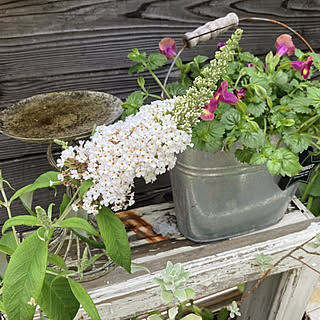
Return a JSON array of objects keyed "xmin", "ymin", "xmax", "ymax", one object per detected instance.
[
  {"xmin": 97, "ymin": 207, "xmax": 131, "ymax": 273},
  {"xmin": 185, "ymin": 288, "xmax": 195, "ymax": 299},
  {"xmin": 19, "ymin": 191, "xmax": 36, "ymax": 215},
  {"xmin": 307, "ymin": 87, "xmax": 320, "ymax": 109},
  {"xmin": 10, "ymin": 171, "xmax": 59, "ymax": 203},
  {"xmin": 59, "ymin": 194, "xmax": 71, "ymax": 216},
  {"xmin": 128, "ymin": 63, "xmax": 145, "ymax": 74},
  {"xmin": 194, "ymin": 55, "xmax": 208, "ymax": 64},
  {"xmin": 191, "ymin": 120, "xmax": 225, "ymax": 152},
  {"xmin": 79, "ymin": 179, "xmax": 93, "ymax": 199},
  {"xmin": 294, "ymin": 48, "xmax": 304, "ymax": 59},
  {"xmin": 220, "ymin": 109, "xmax": 241, "ymax": 130},
  {"xmin": 161, "ymin": 291, "xmax": 173, "ymax": 304},
  {"xmin": 217, "ymin": 308, "xmax": 229, "ymax": 320},
  {"xmin": 48, "ymin": 253, "xmax": 67, "ymax": 270},
  {"xmin": 2, "ymin": 215, "xmax": 41, "ymax": 234},
  {"xmin": 0, "ymin": 251, "xmax": 8, "ymax": 279},
  {"xmin": 283, "ymin": 130, "xmax": 313, "ymax": 153},
  {"xmin": 122, "ymin": 91, "xmax": 144, "ymax": 109},
  {"xmin": 239, "ymin": 129, "xmax": 265, "ymax": 149},
  {"xmin": 165, "ymin": 82, "xmax": 187, "ymax": 97},
  {"xmin": 267, "ymin": 148, "xmax": 302, "ymax": 176},
  {"xmin": 0, "ymin": 300, "xmax": 5, "ymax": 314},
  {"xmin": 56, "ymin": 217, "xmax": 99, "ymax": 236},
  {"xmin": 0, "ymin": 232, "xmax": 18, "ymax": 255},
  {"xmin": 248, "ymin": 101, "xmax": 266, "ymax": 117},
  {"xmin": 306, "ymin": 172, "xmax": 320, "ymax": 197},
  {"xmin": 137, "ymin": 76, "xmax": 145, "ymax": 89},
  {"xmin": 249, "ymin": 152, "xmax": 267, "ymax": 165},
  {"xmin": 3, "ymin": 230, "xmax": 48, "ymax": 320},
  {"xmin": 290, "ymin": 97, "xmax": 312, "ymax": 114},
  {"xmin": 147, "ymin": 53, "xmax": 167, "ymax": 70},
  {"xmin": 128, "ymin": 48, "xmax": 146, "ymax": 64},
  {"xmin": 235, "ymin": 148, "xmax": 254, "ymax": 163},
  {"xmin": 310, "ymin": 52, "xmax": 320, "ymax": 71},
  {"xmin": 38, "ymin": 274, "xmax": 79, "ymax": 320},
  {"xmin": 67, "ymin": 278, "xmax": 101, "ymax": 320}
]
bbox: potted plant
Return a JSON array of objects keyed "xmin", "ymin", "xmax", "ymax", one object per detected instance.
[{"xmin": 122, "ymin": 17, "xmax": 320, "ymax": 241}]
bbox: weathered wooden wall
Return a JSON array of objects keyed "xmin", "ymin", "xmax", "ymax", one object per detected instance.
[{"xmin": 0, "ymin": 0, "xmax": 319, "ymax": 223}]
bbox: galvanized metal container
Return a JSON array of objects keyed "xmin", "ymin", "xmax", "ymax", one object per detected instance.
[{"xmin": 170, "ymin": 148, "xmax": 297, "ymax": 242}]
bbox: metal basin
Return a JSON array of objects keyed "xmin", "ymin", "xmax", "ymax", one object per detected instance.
[{"xmin": 170, "ymin": 148, "xmax": 297, "ymax": 242}]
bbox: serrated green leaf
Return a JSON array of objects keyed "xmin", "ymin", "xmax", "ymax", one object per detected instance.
[
  {"xmin": 67, "ymin": 278, "xmax": 101, "ymax": 320},
  {"xmin": 97, "ymin": 207, "xmax": 131, "ymax": 273},
  {"xmin": 128, "ymin": 63, "xmax": 145, "ymax": 74},
  {"xmin": 165, "ymin": 82, "xmax": 187, "ymax": 97},
  {"xmin": 248, "ymin": 101, "xmax": 266, "ymax": 117},
  {"xmin": 147, "ymin": 53, "xmax": 167, "ymax": 70},
  {"xmin": 48, "ymin": 253, "xmax": 67, "ymax": 270},
  {"xmin": 3, "ymin": 230, "xmax": 48, "ymax": 320},
  {"xmin": 56, "ymin": 217, "xmax": 99, "ymax": 236},
  {"xmin": 122, "ymin": 91, "xmax": 144, "ymax": 109},
  {"xmin": 294, "ymin": 48, "xmax": 304, "ymax": 59},
  {"xmin": 235, "ymin": 148, "xmax": 254, "ymax": 163},
  {"xmin": 38, "ymin": 274, "xmax": 79, "ymax": 320},
  {"xmin": 307, "ymin": 87, "xmax": 320, "ymax": 109},
  {"xmin": 128, "ymin": 48, "xmax": 146, "ymax": 63},
  {"xmin": 283, "ymin": 130, "xmax": 313, "ymax": 153},
  {"xmin": 289, "ymin": 97, "xmax": 312, "ymax": 114},
  {"xmin": 194, "ymin": 55, "xmax": 208, "ymax": 64},
  {"xmin": 191, "ymin": 120, "xmax": 225, "ymax": 152},
  {"xmin": 2, "ymin": 215, "xmax": 41, "ymax": 234},
  {"xmin": 10, "ymin": 172, "xmax": 59, "ymax": 204},
  {"xmin": 310, "ymin": 52, "xmax": 320, "ymax": 71},
  {"xmin": 249, "ymin": 152, "xmax": 267, "ymax": 165},
  {"xmin": 137, "ymin": 76, "xmax": 145, "ymax": 89},
  {"xmin": 239, "ymin": 129, "xmax": 265, "ymax": 149},
  {"xmin": 267, "ymin": 148, "xmax": 302, "ymax": 176},
  {"xmin": 220, "ymin": 109, "xmax": 241, "ymax": 130}
]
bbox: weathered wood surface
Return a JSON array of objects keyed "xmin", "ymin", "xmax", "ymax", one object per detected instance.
[
  {"xmin": 1, "ymin": 0, "xmax": 320, "ymax": 221},
  {"xmin": 61, "ymin": 200, "xmax": 320, "ymax": 320}
]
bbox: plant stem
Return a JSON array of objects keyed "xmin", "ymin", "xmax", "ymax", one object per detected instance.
[
  {"xmin": 301, "ymin": 166, "xmax": 320, "ymax": 203},
  {"xmin": 0, "ymin": 183, "xmax": 19, "ymax": 246},
  {"xmin": 275, "ymin": 137, "xmax": 283, "ymax": 149},
  {"xmin": 56, "ymin": 188, "xmax": 80, "ymax": 223},
  {"xmin": 289, "ymin": 254, "xmax": 320, "ymax": 275},
  {"xmin": 307, "ymin": 196, "xmax": 313, "ymax": 211},
  {"xmin": 146, "ymin": 66, "xmax": 171, "ymax": 99},
  {"xmin": 147, "ymin": 93, "xmax": 164, "ymax": 100},
  {"xmin": 298, "ymin": 114, "xmax": 320, "ymax": 132}
]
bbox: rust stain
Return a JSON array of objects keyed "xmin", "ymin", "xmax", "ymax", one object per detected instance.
[{"xmin": 117, "ymin": 210, "xmax": 168, "ymax": 243}]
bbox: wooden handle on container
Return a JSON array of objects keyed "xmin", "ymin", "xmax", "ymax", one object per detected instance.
[{"xmin": 183, "ymin": 13, "xmax": 239, "ymax": 48}]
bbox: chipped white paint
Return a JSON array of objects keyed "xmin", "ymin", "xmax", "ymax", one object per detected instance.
[{"xmin": 74, "ymin": 206, "xmax": 320, "ymax": 319}]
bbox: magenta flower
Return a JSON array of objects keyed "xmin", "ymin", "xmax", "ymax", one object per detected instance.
[
  {"xmin": 217, "ymin": 42, "xmax": 226, "ymax": 51},
  {"xmin": 215, "ymin": 81, "xmax": 239, "ymax": 105},
  {"xmin": 275, "ymin": 34, "xmax": 295, "ymax": 57},
  {"xmin": 200, "ymin": 81, "xmax": 238, "ymax": 121},
  {"xmin": 159, "ymin": 38, "xmax": 176, "ymax": 60},
  {"xmin": 233, "ymin": 88, "xmax": 247, "ymax": 100},
  {"xmin": 247, "ymin": 63, "xmax": 255, "ymax": 67},
  {"xmin": 200, "ymin": 99, "xmax": 218, "ymax": 120},
  {"xmin": 291, "ymin": 56, "xmax": 313, "ymax": 79}
]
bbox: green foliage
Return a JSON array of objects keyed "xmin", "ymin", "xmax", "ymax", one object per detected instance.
[
  {"xmin": 0, "ymin": 232, "xmax": 18, "ymax": 255},
  {"xmin": 2, "ymin": 215, "xmax": 41, "ymax": 234},
  {"xmin": 55, "ymin": 217, "xmax": 99, "ymax": 236},
  {"xmin": 38, "ymin": 274, "xmax": 79, "ymax": 320},
  {"xmin": 67, "ymin": 278, "xmax": 101, "ymax": 320},
  {"xmin": 97, "ymin": 206, "xmax": 131, "ymax": 273},
  {"xmin": 3, "ymin": 231, "xmax": 48, "ymax": 320},
  {"xmin": 256, "ymin": 253, "xmax": 273, "ymax": 273},
  {"xmin": 226, "ymin": 301, "xmax": 241, "ymax": 319},
  {"xmin": 147, "ymin": 53, "xmax": 167, "ymax": 70}
]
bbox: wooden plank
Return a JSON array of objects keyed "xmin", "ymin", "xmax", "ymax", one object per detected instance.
[{"xmin": 73, "ymin": 220, "xmax": 320, "ymax": 319}]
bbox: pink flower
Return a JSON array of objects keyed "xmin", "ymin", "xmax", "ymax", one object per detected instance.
[
  {"xmin": 159, "ymin": 38, "xmax": 176, "ymax": 60},
  {"xmin": 247, "ymin": 63, "xmax": 255, "ymax": 67},
  {"xmin": 291, "ymin": 56, "xmax": 313, "ymax": 79},
  {"xmin": 217, "ymin": 42, "xmax": 226, "ymax": 51},
  {"xmin": 233, "ymin": 88, "xmax": 247, "ymax": 100},
  {"xmin": 200, "ymin": 81, "xmax": 238, "ymax": 121},
  {"xmin": 275, "ymin": 34, "xmax": 295, "ymax": 57}
]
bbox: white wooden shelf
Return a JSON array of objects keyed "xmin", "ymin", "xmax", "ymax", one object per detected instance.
[{"xmin": 73, "ymin": 198, "xmax": 320, "ymax": 320}]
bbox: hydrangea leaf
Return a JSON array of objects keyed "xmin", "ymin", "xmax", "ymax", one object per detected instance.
[
  {"xmin": 249, "ymin": 152, "xmax": 267, "ymax": 165},
  {"xmin": 289, "ymin": 97, "xmax": 312, "ymax": 114},
  {"xmin": 165, "ymin": 82, "xmax": 187, "ymax": 97},
  {"xmin": 128, "ymin": 48, "xmax": 146, "ymax": 64}
]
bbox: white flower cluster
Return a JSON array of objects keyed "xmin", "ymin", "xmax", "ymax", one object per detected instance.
[{"xmin": 57, "ymin": 99, "xmax": 192, "ymax": 214}]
